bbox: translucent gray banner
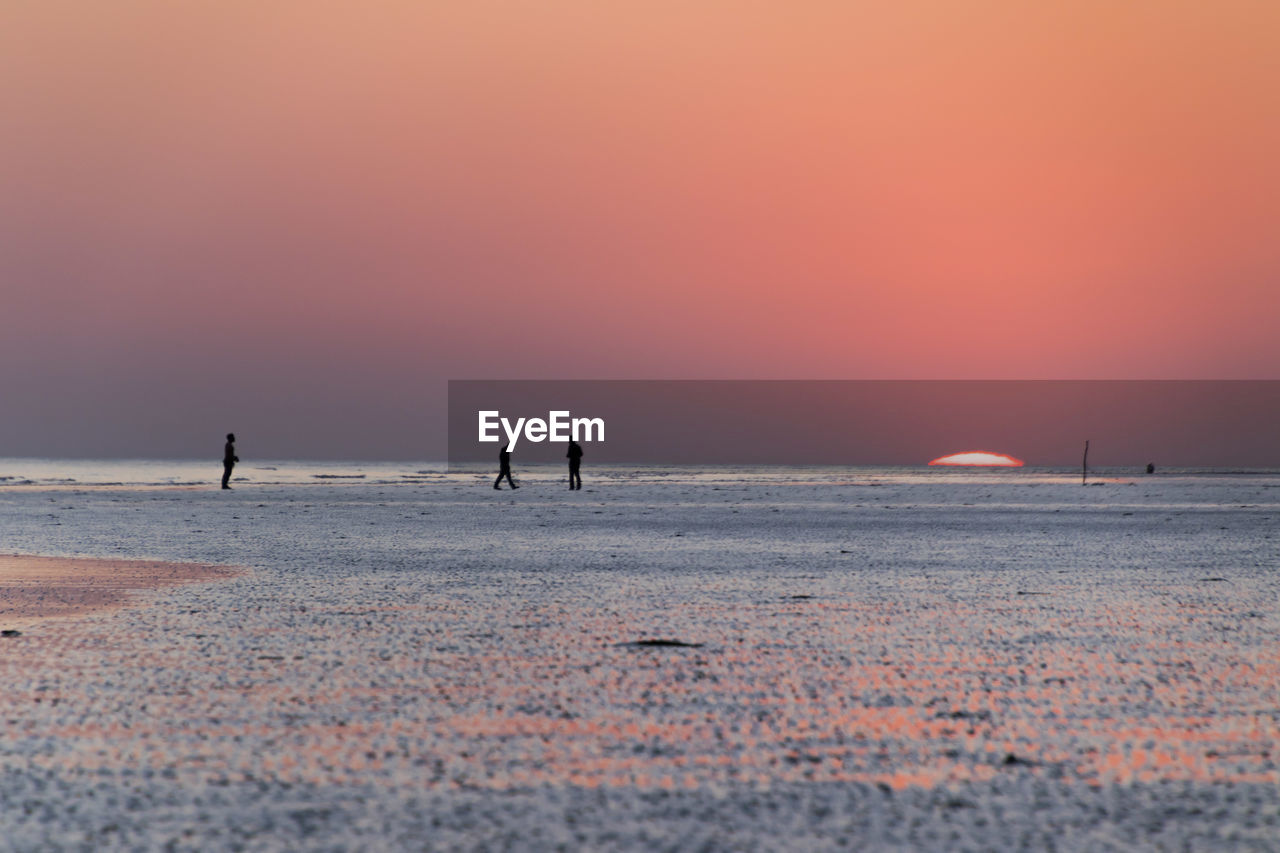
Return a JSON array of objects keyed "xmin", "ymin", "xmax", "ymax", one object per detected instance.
[{"xmin": 447, "ymin": 380, "xmax": 1280, "ymax": 468}]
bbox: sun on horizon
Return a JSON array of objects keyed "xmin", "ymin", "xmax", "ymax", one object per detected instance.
[{"xmin": 928, "ymin": 451, "xmax": 1025, "ymax": 467}]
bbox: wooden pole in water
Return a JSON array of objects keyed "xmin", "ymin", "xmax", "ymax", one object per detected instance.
[{"xmin": 1082, "ymin": 440, "xmax": 1089, "ymax": 485}]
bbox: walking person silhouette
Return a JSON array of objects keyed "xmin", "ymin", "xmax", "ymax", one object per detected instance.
[
  {"xmin": 494, "ymin": 443, "xmax": 518, "ymax": 490},
  {"xmin": 222, "ymin": 433, "xmax": 239, "ymax": 490},
  {"xmin": 566, "ymin": 438, "xmax": 583, "ymax": 490}
]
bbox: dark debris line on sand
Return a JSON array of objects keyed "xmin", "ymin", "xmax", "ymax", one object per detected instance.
[{"xmin": 614, "ymin": 639, "xmax": 704, "ymax": 648}]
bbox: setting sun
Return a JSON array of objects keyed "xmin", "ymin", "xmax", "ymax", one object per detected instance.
[{"xmin": 928, "ymin": 451, "xmax": 1025, "ymax": 467}]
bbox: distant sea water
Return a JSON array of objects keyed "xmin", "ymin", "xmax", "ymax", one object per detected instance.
[
  {"xmin": 2, "ymin": 458, "xmax": 1278, "ymax": 489},
  {"xmin": 0, "ymin": 459, "xmax": 449, "ymax": 487}
]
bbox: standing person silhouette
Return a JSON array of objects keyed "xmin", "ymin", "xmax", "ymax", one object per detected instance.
[
  {"xmin": 222, "ymin": 433, "xmax": 239, "ymax": 490},
  {"xmin": 566, "ymin": 438, "xmax": 583, "ymax": 490},
  {"xmin": 494, "ymin": 443, "xmax": 517, "ymax": 490}
]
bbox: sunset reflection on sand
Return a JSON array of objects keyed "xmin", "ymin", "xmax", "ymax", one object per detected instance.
[{"xmin": 6, "ymin": 577, "xmax": 1276, "ymax": 794}]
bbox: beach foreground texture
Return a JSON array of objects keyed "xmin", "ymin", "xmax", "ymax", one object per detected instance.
[
  {"xmin": 0, "ymin": 555, "xmax": 239, "ymax": 627},
  {"xmin": 0, "ymin": 465, "xmax": 1277, "ymax": 850}
]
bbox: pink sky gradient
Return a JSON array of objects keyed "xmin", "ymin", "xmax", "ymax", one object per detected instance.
[{"xmin": 2, "ymin": 2, "xmax": 1278, "ymax": 457}]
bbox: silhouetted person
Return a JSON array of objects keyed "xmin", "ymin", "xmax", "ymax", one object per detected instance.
[
  {"xmin": 1146, "ymin": 462, "xmax": 1156, "ymax": 474},
  {"xmin": 566, "ymin": 439, "xmax": 583, "ymax": 490},
  {"xmin": 222, "ymin": 433, "xmax": 239, "ymax": 489},
  {"xmin": 494, "ymin": 443, "xmax": 517, "ymax": 490}
]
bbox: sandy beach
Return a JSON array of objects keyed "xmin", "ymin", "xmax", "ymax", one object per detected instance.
[
  {"xmin": 6, "ymin": 0, "xmax": 1278, "ymax": 847},
  {"xmin": 0, "ymin": 466, "xmax": 1277, "ymax": 850},
  {"xmin": 0, "ymin": 554, "xmax": 240, "ymax": 628}
]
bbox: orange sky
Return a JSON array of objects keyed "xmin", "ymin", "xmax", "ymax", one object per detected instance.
[{"xmin": 2, "ymin": 2, "xmax": 1277, "ymax": 455}]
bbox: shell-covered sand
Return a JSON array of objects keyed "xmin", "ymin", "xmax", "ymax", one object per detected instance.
[{"xmin": 0, "ymin": 470, "xmax": 1277, "ymax": 850}]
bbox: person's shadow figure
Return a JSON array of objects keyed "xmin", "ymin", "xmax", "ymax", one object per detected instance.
[
  {"xmin": 567, "ymin": 439, "xmax": 583, "ymax": 490},
  {"xmin": 494, "ymin": 443, "xmax": 518, "ymax": 489},
  {"xmin": 222, "ymin": 433, "xmax": 239, "ymax": 490}
]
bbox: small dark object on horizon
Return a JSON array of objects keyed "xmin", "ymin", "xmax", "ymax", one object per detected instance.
[{"xmin": 1, "ymin": 629, "xmax": 21, "ymax": 637}]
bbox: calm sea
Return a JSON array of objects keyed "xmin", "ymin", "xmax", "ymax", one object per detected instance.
[{"xmin": 1, "ymin": 458, "xmax": 1277, "ymax": 489}]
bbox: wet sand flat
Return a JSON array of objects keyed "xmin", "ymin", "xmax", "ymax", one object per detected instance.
[
  {"xmin": 0, "ymin": 471, "xmax": 1276, "ymax": 849},
  {"xmin": 0, "ymin": 554, "xmax": 241, "ymax": 625}
]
